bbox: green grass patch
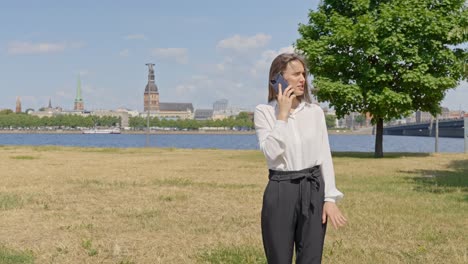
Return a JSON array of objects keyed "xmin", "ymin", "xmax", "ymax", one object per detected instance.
[
  {"xmin": 81, "ymin": 147, "xmax": 122, "ymax": 153},
  {"xmin": 0, "ymin": 193, "xmax": 23, "ymax": 210},
  {"xmin": 9, "ymin": 155, "xmax": 38, "ymax": 160},
  {"xmin": 81, "ymin": 239, "xmax": 98, "ymax": 257},
  {"xmin": 408, "ymin": 159, "xmax": 468, "ymax": 197},
  {"xmin": 0, "ymin": 246, "xmax": 34, "ymax": 264},
  {"xmin": 197, "ymin": 245, "xmax": 265, "ymax": 264}
]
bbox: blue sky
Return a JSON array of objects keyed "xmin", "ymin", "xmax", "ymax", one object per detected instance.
[{"xmin": 1, "ymin": 0, "xmax": 467, "ymax": 112}]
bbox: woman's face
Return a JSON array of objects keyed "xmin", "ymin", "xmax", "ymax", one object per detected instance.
[{"xmin": 282, "ymin": 60, "xmax": 306, "ymax": 97}]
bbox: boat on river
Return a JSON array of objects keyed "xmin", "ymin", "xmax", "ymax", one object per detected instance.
[{"xmin": 82, "ymin": 128, "xmax": 121, "ymax": 134}]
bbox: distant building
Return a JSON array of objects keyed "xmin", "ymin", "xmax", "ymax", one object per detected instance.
[
  {"xmin": 30, "ymin": 108, "xmax": 60, "ymax": 118},
  {"xmin": 116, "ymin": 107, "xmax": 140, "ymax": 117},
  {"xmin": 93, "ymin": 110, "xmax": 128, "ymax": 127},
  {"xmin": 194, "ymin": 109, "xmax": 214, "ymax": 120},
  {"xmin": 141, "ymin": 63, "xmax": 194, "ymax": 119},
  {"xmin": 74, "ymin": 76, "xmax": 84, "ymax": 111},
  {"xmin": 416, "ymin": 110, "xmax": 432, "ymax": 123},
  {"xmin": 30, "ymin": 98, "xmax": 63, "ymax": 118},
  {"xmin": 213, "ymin": 99, "xmax": 228, "ymax": 113},
  {"xmin": 16, "ymin": 97, "xmax": 21, "ymax": 113},
  {"xmin": 440, "ymin": 107, "xmax": 450, "ymax": 119},
  {"xmin": 157, "ymin": 103, "xmax": 194, "ymax": 120},
  {"xmin": 448, "ymin": 110, "xmax": 465, "ymax": 119},
  {"xmin": 143, "ymin": 63, "xmax": 159, "ymax": 112}
]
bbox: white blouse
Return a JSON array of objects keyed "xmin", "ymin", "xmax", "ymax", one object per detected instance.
[{"xmin": 254, "ymin": 100, "xmax": 344, "ymax": 203}]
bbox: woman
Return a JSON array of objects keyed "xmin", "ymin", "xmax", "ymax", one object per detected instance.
[{"xmin": 254, "ymin": 53, "xmax": 347, "ymax": 264}]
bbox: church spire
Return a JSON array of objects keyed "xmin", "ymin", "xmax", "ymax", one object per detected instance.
[
  {"xmin": 74, "ymin": 75, "xmax": 84, "ymax": 111},
  {"xmin": 16, "ymin": 96, "xmax": 21, "ymax": 113},
  {"xmin": 144, "ymin": 63, "xmax": 160, "ymax": 112},
  {"xmin": 145, "ymin": 63, "xmax": 158, "ymax": 93}
]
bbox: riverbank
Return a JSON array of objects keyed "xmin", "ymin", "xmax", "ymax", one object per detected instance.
[
  {"xmin": 0, "ymin": 127, "xmax": 374, "ymax": 135},
  {"xmin": 0, "ymin": 146, "xmax": 466, "ymax": 263}
]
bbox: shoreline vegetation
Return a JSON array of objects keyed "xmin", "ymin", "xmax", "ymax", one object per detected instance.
[
  {"xmin": 0, "ymin": 146, "xmax": 466, "ymax": 263},
  {"xmin": 0, "ymin": 127, "xmax": 373, "ymax": 135}
]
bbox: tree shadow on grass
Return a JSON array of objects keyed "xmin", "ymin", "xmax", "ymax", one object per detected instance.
[
  {"xmin": 402, "ymin": 159, "xmax": 468, "ymax": 201},
  {"xmin": 332, "ymin": 152, "xmax": 431, "ymax": 159}
]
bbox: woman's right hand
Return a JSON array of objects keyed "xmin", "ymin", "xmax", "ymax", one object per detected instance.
[{"xmin": 277, "ymin": 83, "xmax": 295, "ymax": 121}]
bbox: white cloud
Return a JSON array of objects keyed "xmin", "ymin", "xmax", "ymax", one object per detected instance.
[
  {"xmin": 217, "ymin": 33, "xmax": 271, "ymax": 53},
  {"xmin": 124, "ymin": 34, "xmax": 147, "ymax": 40},
  {"xmin": 175, "ymin": 84, "xmax": 196, "ymax": 95},
  {"xmin": 250, "ymin": 46, "xmax": 296, "ymax": 77},
  {"xmin": 119, "ymin": 49, "xmax": 130, "ymax": 57},
  {"xmin": 151, "ymin": 48, "xmax": 188, "ymax": 64},
  {"xmin": 8, "ymin": 42, "xmax": 66, "ymax": 55},
  {"xmin": 166, "ymin": 45, "xmax": 301, "ymax": 109},
  {"xmin": 75, "ymin": 70, "xmax": 91, "ymax": 77},
  {"xmin": 7, "ymin": 41, "xmax": 84, "ymax": 55}
]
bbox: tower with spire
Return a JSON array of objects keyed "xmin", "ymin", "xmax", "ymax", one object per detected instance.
[
  {"xmin": 144, "ymin": 63, "xmax": 159, "ymax": 112},
  {"xmin": 16, "ymin": 97, "xmax": 22, "ymax": 113},
  {"xmin": 74, "ymin": 75, "xmax": 84, "ymax": 111}
]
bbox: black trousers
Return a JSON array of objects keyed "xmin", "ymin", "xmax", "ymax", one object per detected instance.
[{"xmin": 261, "ymin": 166, "xmax": 327, "ymax": 264}]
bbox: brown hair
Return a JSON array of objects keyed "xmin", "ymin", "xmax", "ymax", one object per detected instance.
[{"xmin": 268, "ymin": 53, "xmax": 311, "ymax": 103}]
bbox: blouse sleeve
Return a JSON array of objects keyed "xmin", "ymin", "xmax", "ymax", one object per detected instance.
[
  {"xmin": 254, "ymin": 105, "xmax": 288, "ymax": 161},
  {"xmin": 320, "ymin": 111, "xmax": 344, "ymax": 203}
]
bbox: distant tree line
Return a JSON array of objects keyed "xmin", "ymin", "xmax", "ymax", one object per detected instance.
[
  {"xmin": 0, "ymin": 110, "xmax": 120, "ymax": 128},
  {"xmin": 129, "ymin": 112, "xmax": 254, "ymax": 130},
  {"xmin": 0, "ymin": 110, "xmax": 254, "ymax": 130}
]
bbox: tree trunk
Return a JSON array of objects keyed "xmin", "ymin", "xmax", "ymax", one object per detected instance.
[{"xmin": 374, "ymin": 118, "xmax": 384, "ymax": 158}]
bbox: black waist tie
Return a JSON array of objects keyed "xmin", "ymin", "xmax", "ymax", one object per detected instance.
[{"xmin": 268, "ymin": 165, "xmax": 321, "ymax": 219}]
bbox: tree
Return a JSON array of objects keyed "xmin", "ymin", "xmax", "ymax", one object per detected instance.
[
  {"xmin": 296, "ymin": 0, "xmax": 467, "ymax": 157},
  {"xmin": 0, "ymin": 109, "xmax": 13, "ymax": 115},
  {"xmin": 354, "ymin": 114, "xmax": 366, "ymax": 127},
  {"xmin": 325, "ymin": 114, "xmax": 337, "ymax": 128},
  {"xmin": 236, "ymin": 112, "xmax": 251, "ymax": 120}
]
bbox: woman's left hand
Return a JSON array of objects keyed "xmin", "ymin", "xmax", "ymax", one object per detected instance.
[{"xmin": 322, "ymin": 202, "xmax": 347, "ymax": 229}]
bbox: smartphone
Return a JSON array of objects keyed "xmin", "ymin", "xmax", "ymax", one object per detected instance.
[{"xmin": 270, "ymin": 73, "xmax": 289, "ymax": 94}]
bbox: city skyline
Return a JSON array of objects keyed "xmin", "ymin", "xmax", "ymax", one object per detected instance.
[{"xmin": 1, "ymin": 0, "xmax": 467, "ymax": 112}]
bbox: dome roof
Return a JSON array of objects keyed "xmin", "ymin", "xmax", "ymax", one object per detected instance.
[{"xmin": 145, "ymin": 82, "xmax": 158, "ymax": 93}]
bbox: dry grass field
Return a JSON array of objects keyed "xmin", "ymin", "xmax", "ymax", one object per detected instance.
[{"xmin": 0, "ymin": 146, "xmax": 467, "ymax": 264}]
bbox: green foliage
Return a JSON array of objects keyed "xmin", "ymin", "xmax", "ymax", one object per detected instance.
[
  {"xmin": 129, "ymin": 114, "xmax": 254, "ymax": 130},
  {"xmin": 297, "ymin": 0, "xmax": 467, "ymax": 155},
  {"xmin": 354, "ymin": 114, "xmax": 366, "ymax": 126},
  {"xmin": 0, "ymin": 114, "xmax": 120, "ymax": 128},
  {"xmin": 0, "ymin": 112, "xmax": 254, "ymax": 130},
  {"xmin": 0, "ymin": 246, "xmax": 34, "ymax": 264},
  {"xmin": 236, "ymin": 112, "xmax": 251, "ymax": 120},
  {"xmin": 325, "ymin": 114, "xmax": 337, "ymax": 128},
  {"xmin": 297, "ymin": 0, "xmax": 467, "ymax": 119},
  {"xmin": 0, "ymin": 109, "xmax": 13, "ymax": 115},
  {"xmin": 0, "ymin": 193, "xmax": 23, "ymax": 210},
  {"xmin": 81, "ymin": 239, "xmax": 98, "ymax": 257}
]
